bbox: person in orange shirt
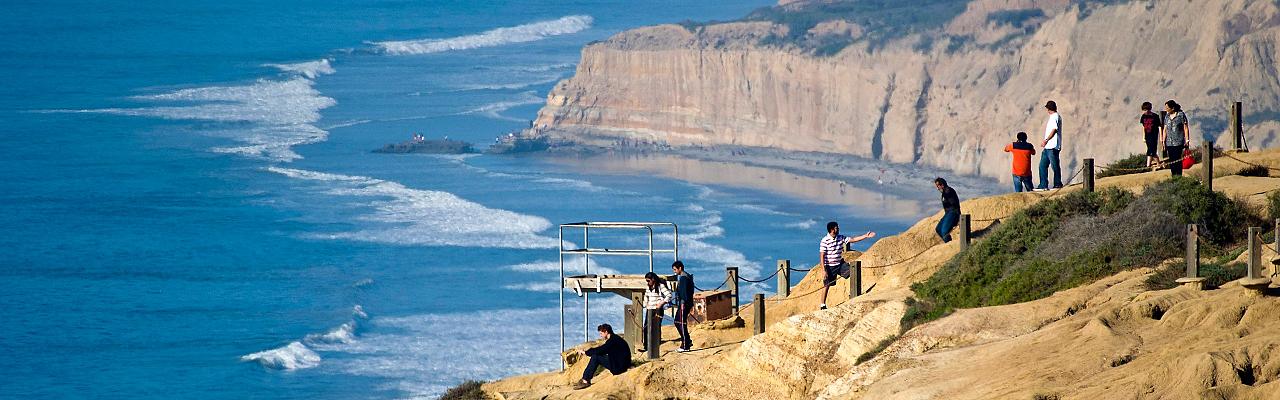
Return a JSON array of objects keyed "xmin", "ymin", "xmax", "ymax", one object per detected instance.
[{"xmin": 1004, "ymin": 132, "xmax": 1036, "ymax": 192}]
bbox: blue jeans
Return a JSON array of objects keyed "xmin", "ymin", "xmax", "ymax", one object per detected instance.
[
  {"xmin": 1013, "ymin": 174, "xmax": 1033, "ymax": 192},
  {"xmin": 937, "ymin": 209, "xmax": 959, "ymax": 242},
  {"xmin": 673, "ymin": 301, "xmax": 692, "ymax": 349},
  {"xmin": 1037, "ymin": 148, "xmax": 1062, "ymax": 189},
  {"xmin": 581, "ymin": 354, "xmax": 610, "ymax": 382}
]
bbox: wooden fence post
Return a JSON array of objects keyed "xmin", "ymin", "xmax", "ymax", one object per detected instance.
[
  {"xmin": 1084, "ymin": 158, "xmax": 1095, "ymax": 192},
  {"xmin": 1176, "ymin": 224, "xmax": 1205, "ymax": 290},
  {"xmin": 752, "ymin": 293, "xmax": 765, "ymax": 335},
  {"xmin": 777, "ymin": 259, "xmax": 791, "ymax": 297},
  {"xmin": 727, "ymin": 267, "xmax": 739, "ymax": 316},
  {"xmin": 647, "ymin": 309, "xmax": 661, "ymax": 360},
  {"xmin": 1232, "ymin": 102, "xmax": 1247, "ymax": 152},
  {"xmin": 959, "ymin": 214, "xmax": 972, "ymax": 251},
  {"xmin": 849, "ymin": 260, "xmax": 863, "ymax": 299},
  {"xmin": 1242, "ymin": 226, "xmax": 1272, "ymax": 292},
  {"xmin": 1203, "ymin": 142, "xmax": 1214, "ymax": 192}
]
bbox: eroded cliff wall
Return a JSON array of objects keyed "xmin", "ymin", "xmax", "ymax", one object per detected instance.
[{"xmin": 532, "ymin": 0, "xmax": 1280, "ymax": 182}]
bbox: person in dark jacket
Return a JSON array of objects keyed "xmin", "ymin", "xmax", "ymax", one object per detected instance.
[
  {"xmin": 934, "ymin": 177, "xmax": 961, "ymax": 242},
  {"xmin": 670, "ymin": 261, "xmax": 695, "ymax": 352},
  {"xmin": 575, "ymin": 324, "xmax": 631, "ymax": 389}
]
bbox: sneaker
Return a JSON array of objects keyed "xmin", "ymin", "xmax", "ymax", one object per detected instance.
[
  {"xmin": 1033, "ymin": 188, "xmax": 1049, "ymax": 192},
  {"xmin": 677, "ymin": 347, "xmax": 691, "ymax": 353},
  {"xmin": 573, "ymin": 380, "xmax": 591, "ymax": 390},
  {"xmin": 635, "ymin": 347, "xmax": 646, "ymax": 353}
]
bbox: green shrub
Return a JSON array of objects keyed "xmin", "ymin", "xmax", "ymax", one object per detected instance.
[
  {"xmin": 855, "ymin": 335, "xmax": 898, "ymax": 364},
  {"xmin": 1200, "ymin": 261, "xmax": 1247, "ymax": 288},
  {"xmin": 903, "ymin": 179, "xmax": 1258, "ymax": 330},
  {"xmin": 1237, "ymin": 164, "xmax": 1270, "ymax": 177},
  {"xmin": 1097, "ymin": 153, "xmax": 1149, "ymax": 178},
  {"xmin": 745, "ymin": 0, "xmax": 969, "ymax": 55},
  {"xmin": 1267, "ymin": 190, "xmax": 1280, "ymax": 222},
  {"xmin": 441, "ymin": 380, "xmax": 487, "ymax": 400}
]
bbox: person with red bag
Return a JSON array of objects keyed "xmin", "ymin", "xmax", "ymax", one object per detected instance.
[{"xmin": 1161, "ymin": 100, "xmax": 1192, "ymax": 176}]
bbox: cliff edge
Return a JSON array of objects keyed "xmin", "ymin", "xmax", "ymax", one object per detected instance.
[{"xmin": 531, "ymin": 0, "xmax": 1280, "ymax": 183}]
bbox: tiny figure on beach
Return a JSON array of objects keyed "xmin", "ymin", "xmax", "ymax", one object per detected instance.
[
  {"xmin": 670, "ymin": 261, "xmax": 695, "ymax": 352},
  {"xmin": 574, "ymin": 324, "xmax": 631, "ymax": 390},
  {"xmin": 934, "ymin": 177, "xmax": 961, "ymax": 243},
  {"xmin": 1004, "ymin": 132, "xmax": 1036, "ymax": 192},
  {"xmin": 818, "ymin": 221, "xmax": 876, "ymax": 310},
  {"xmin": 1036, "ymin": 100, "xmax": 1063, "ymax": 191},
  {"xmin": 1162, "ymin": 100, "xmax": 1192, "ymax": 177},
  {"xmin": 1139, "ymin": 102, "xmax": 1163, "ymax": 170},
  {"xmin": 637, "ymin": 271, "xmax": 672, "ymax": 353}
]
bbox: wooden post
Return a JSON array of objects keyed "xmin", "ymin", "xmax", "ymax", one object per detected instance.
[
  {"xmin": 1083, "ymin": 158, "xmax": 1095, "ymax": 192},
  {"xmin": 849, "ymin": 260, "xmax": 863, "ymax": 299},
  {"xmin": 959, "ymin": 214, "xmax": 972, "ymax": 251},
  {"xmin": 624, "ymin": 292, "xmax": 644, "ymax": 349},
  {"xmin": 1203, "ymin": 142, "xmax": 1213, "ymax": 192},
  {"xmin": 1274, "ymin": 218, "xmax": 1279, "ymax": 256},
  {"xmin": 646, "ymin": 309, "xmax": 661, "ymax": 360},
  {"xmin": 727, "ymin": 267, "xmax": 739, "ymax": 316},
  {"xmin": 752, "ymin": 294, "xmax": 765, "ymax": 335},
  {"xmin": 1176, "ymin": 224, "xmax": 1205, "ymax": 289},
  {"xmin": 1232, "ymin": 102, "xmax": 1247, "ymax": 152},
  {"xmin": 1241, "ymin": 226, "xmax": 1271, "ymax": 292},
  {"xmin": 777, "ymin": 259, "xmax": 791, "ymax": 297}
]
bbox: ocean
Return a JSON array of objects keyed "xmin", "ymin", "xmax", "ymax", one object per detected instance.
[{"xmin": 0, "ymin": 1, "xmax": 919, "ymax": 398}]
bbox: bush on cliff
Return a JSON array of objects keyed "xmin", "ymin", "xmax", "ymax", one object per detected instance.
[
  {"xmin": 1097, "ymin": 153, "xmax": 1148, "ymax": 178},
  {"xmin": 440, "ymin": 380, "xmax": 488, "ymax": 400},
  {"xmin": 902, "ymin": 177, "xmax": 1260, "ymax": 329}
]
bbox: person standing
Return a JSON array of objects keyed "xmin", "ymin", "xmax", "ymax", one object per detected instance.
[
  {"xmin": 574, "ymin": 324, "xmax": 631, "ymax": 389},
  {"xmin": 935, "ymin": 178, "xmax": 961, "ymax": 242},
  {"xmin": 817, "ymin": 221, "xmax": 876, "ymax": 310},
  {"xmin": 1162, "ymin": 100, "xmax": 1192, "ymax": 177},
  {"xmin": 670, "ymin": 261, "xmax": 694, "ymax": 352},
  {"xmin": 1036, "ymin": 101, "xmax": 1064, "ymax": 190},
  {"xmin": 1139, "ymin": 102, "xmax": 1163, "ymax": 169},
  {"xmin": 637, "ymin": 272, "xmax": 672, "ymax": 353},
  {"xmin": 1003, "ymin": 132, "xmax": 1036, "ymax": 192}
]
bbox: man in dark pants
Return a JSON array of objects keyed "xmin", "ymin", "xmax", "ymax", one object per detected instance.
[
  {"xmin": 575, "ymin": 324, "xmax": 630, "ymax": 389},
  {"xmin": 670, "ymin": 261, "xmax": 695, "ymax": 352},
  {"xmin": 934, "ymin": 177, "xmax": 961, "ymax": 242}
]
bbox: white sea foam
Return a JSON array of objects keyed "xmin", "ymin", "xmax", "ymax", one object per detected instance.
[
  {"xmin": 506, "ymin": 258, "xmax": 618, "ymax": 274},
  {"xmin": 305, "ymin": 322, "xmax": 358, "ymax": 345},
  {"xmin": 454, "ymin": 75, "xmax": 563, "ymax": 91},
  {"xmin": 265, "ymin": 59, "xmax": 336, "ymax": 79},
  {"xmin": 463, "ymin": 91, "xmax": 544, "ymax": 121},
  {"xmin": 503, "ymin": 282, "xmax": 564, "ymax": 293},
  {"xmin": 60, "ymin": 77, "xmax": 335, "ymax": 162},
  {"xmin": 374, "ymin": 15, "xmax": 593, "ymax": 55},
  {"xmin": 267, "ymin": 167, "xmax": 559, "ymax": 248},
  {"xmin": 322, "ymin": 304, "xmax": 623, "ymax": 398},
  {"xmin": 241, "ymin": 341, "xmax": 322, "ymax": 370},
  {"xmin": 784, "ymin": 219, "xmax": 819, "ymax": 230}
]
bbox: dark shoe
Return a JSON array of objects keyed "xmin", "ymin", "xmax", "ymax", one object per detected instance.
[
  {"xmin": 635, "ymin": 347, "xmax": 645, "ymax": 353},
  {"xmin": 819, "ymin": 304, "xmax": 828, "ymax": 310},
  {"xmin": 573, "ymin": 380, "xmax": 591, "ymax": 390},
  {"xmin": 941, "ymin": 235, "xmax": 952, "ymax": 243}
]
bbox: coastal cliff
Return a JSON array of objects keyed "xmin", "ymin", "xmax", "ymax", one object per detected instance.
[{"xmin": 531, "ymin": 0, "xmax": 1280, "ymax": 182}]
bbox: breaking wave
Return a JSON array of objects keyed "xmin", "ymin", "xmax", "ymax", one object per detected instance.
[{"xmin": 373, "ymin": 15, "xmax": 593, "ymax": 55}]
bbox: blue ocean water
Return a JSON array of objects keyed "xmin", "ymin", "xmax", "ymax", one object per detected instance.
[{"xmin": 1, "ymin": 1, "xmax": 920, "ymax": 398}]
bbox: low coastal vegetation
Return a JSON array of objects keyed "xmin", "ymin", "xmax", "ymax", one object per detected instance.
[
  {"xmin": 440, "ymin": 380, "xmax": 488, "ymax": 400},
  {"xmin": 902, "ymin": 178, "xmax": 1261, "ymax": 330},
  {"xmin": 745, "ymin": 0, "xmax": 969, "ymax": 55}
]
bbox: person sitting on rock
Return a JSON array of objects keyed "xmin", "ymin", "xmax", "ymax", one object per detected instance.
[
  {"xmin": 935, "ymin": 177, "xmax": 961, "ymax": 242},
  {"xmin": 575, "ymin": 324, "xmax": 631, "ymax": 389},
  {"xmin": 819, "ymin": 221, "xmax": 876, "ymax": 310}
]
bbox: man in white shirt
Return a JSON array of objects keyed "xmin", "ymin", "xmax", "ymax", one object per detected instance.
[{"xmin": 1036, "ymin": 100, "xmax": 1063, "ymax": 190}]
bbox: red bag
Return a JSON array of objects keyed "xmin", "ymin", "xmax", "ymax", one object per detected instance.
[{"xmin": 1181, "ymin": 149, "xmax": 1195, "ymax": 169}]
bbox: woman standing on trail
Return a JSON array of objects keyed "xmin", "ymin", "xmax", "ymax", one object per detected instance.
[
  {"xmin": 637, "ymin": 272, "xmax": 672, "ymax": 353},
  {"xmin": 1161, "ymin": 100, "xmax": 1192, "ymax": 177}
]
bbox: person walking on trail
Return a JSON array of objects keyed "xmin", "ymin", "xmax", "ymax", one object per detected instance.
[
  {"xmin": 1036, "ymin": 100, "xmax": 1064, "ymax": 191},
  {"xmin": 1004, "ymin": 132, "xmax": 1036, "ymax": 192},
  {"xmin": 1162, "ymin": 100, "xmax": 1192, "ymax": 177},
  {"xmin": 1139, "ymin": 102, "xmax": 1164, "ymax": 170},
  {"xmin": 670, "ymin": 261, "xmax": 695, "ymax": 352},
  {"xmin": 818, "ymin": 221, "xmax": 876, "ymax": 310},
  {"xmin": 935, "ymin": 177, "xmax": 961, "ymax": 243},
  {"xmin": 574, "ymin": 324, "xmax": 631, "ymax": 390},
  {"xmin": 637, "ymin": 271, "xmax": 672, "ymax": 353}
]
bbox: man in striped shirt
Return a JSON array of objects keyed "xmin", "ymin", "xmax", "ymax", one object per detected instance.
[{"xmin": 819, "ymin": 221, "xmax": 876, "ymax": 310}]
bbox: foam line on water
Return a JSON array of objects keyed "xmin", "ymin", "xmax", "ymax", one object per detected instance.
[
  {"xmin": 241, "ymin": 305, "xmax": 368, "ymax": 370},
  {"xmin": 462, "ymin": 91, "xmax": 544, "ymax": 121},
  {"xmin": 264, "ymin": 59, "xmax": 336, "ymax": 79},
  {"xmin": 267, "ymin": 167, "xmax": 559, "ymax": 249},
  {"xmin": 50, "ymin": 76, "xmax": 335, "ymax": 162},
  {"xmin": 373, "ymin": 15, "xmax": 593, "ymax": 55}
]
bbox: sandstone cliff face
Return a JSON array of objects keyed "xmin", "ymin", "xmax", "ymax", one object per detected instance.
[{"xmin": 532, "ymin": 0, "xmax": 1280, "ymax": 182}]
